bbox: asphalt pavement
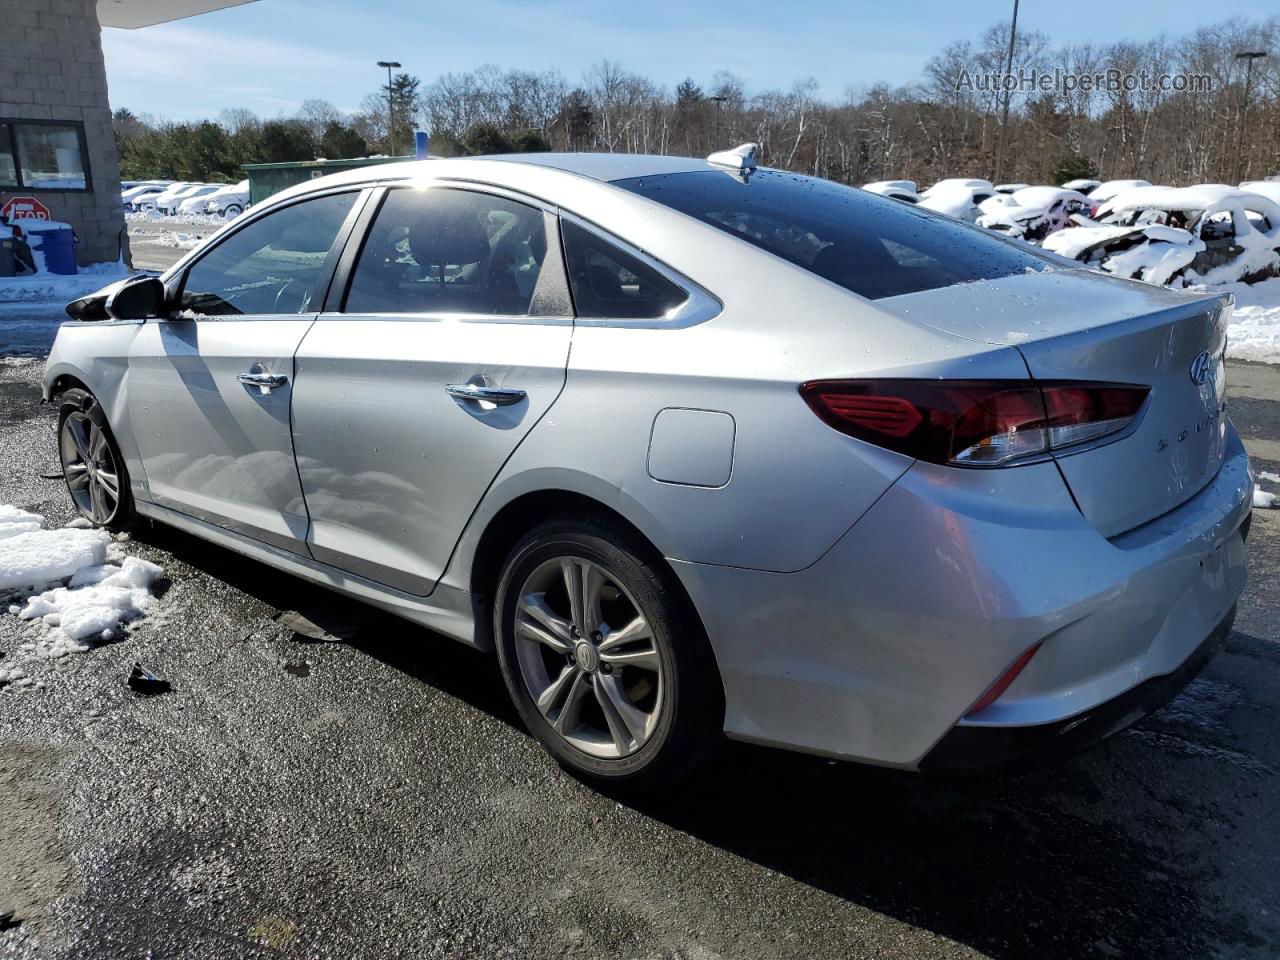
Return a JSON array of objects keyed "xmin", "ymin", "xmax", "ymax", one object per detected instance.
[{"xmin": 0, "ymin": 345, "xmax": 1278, "ymax": 958}]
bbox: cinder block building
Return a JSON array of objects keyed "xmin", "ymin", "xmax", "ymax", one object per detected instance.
[{"xmin": 0, "ymin": 0, "xmax": 255, "ymax": 268}]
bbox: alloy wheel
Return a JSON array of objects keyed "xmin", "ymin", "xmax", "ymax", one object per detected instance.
[
  {"xmin": 60, "ymin": 412, "xmax": 121, "ymax": 525},
  {"xmin": 513, "ymin": 556, "xmax": 664, "ymax": 759}
]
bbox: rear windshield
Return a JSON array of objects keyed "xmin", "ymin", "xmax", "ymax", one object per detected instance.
[{"xmin": 614, "ymin": 169, "xmax": 1048, "ymax": 300}]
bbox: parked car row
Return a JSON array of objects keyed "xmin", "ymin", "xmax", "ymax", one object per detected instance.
[
  {"xmin": 864, "ymin": 175, "xmax": 1280, "ymax": 287},
  {"xmin": 121, "ymin": 180, "xmax": 250, "ymax": 219}
]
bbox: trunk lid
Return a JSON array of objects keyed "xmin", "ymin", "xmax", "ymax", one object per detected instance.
[{"xmin": 880, "ymin": 268, "xmax": 1232, "ymax": 536}]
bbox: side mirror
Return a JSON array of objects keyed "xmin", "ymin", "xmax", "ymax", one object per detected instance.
[{"xmin": 105, "ymin": 275, "xmax": 170, "ymax": 320}]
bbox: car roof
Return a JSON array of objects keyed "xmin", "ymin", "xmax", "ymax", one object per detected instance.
[
  {"xmin": 253, "ymin": 152, "xmax": 727, "ymax": 221},
  {"xmin": 480, "ymin": 152, "xmax": 711, "ymax": 181}
]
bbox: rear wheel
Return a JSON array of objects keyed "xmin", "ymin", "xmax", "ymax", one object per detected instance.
[
  {"xmin": 57, "ymin": 388, "xmax": 134, "ymax": 531},
  {"xmin": 223, "ymin": 203, "xmax": 243, "ymax": 219},
  {"xmin": 494, "ymin": 515, "xmax": 721, "ymax": 789}
]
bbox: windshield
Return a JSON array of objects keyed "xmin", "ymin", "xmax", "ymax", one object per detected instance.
[{"xmin": 614, "ymin": 169, "xmax": 1049, "ymax": 300}]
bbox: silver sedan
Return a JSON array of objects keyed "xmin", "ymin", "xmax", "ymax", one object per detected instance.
[{"xmin": 43, "ymin": 149, "xmax": 1252, "ymax": 786}]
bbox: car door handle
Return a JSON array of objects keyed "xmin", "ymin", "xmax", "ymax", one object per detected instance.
[
  {"xmin": 237, "ymin": 372, "xmax": 289, "ymax": 390},
  {"xmin": 445, "ymin": 383, "xmax": 527, "ymax": 406}
]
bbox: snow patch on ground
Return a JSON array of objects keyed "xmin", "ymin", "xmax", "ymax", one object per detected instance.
[
  {"xmin": 125, "ymin": 210, "xmax": 228, "ymax": 227},
  {"xmin": 0, "ymin": 261, "xmax": 133, "ymax": 304},
  {"xmin": 1256, "ymin": 469, "xmax": 1279, "ymax": 509},
  {"xmin": 137, "ymin": 231, "xmax": 203, "ymax": 250},
  {"xmin": 0, "ymin": 506, "xmax": 163, "ymax": 683}
]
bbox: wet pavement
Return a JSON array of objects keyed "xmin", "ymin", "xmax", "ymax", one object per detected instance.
[{"xmin": 0, "ymin": 355, "xmax": 1278, "ymax": 960}]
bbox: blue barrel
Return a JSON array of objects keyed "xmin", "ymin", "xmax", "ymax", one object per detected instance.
[{"xmin": 28, "ymin": 224, "xmax": 77, "ymax": 275}]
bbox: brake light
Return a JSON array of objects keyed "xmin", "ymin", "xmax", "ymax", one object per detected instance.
[{"xmin": 800, "ymin": 379, "xmax": 1148, "ymax": 467}]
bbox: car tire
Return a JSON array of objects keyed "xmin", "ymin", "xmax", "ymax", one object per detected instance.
[
  {"xmin": 494, "ymin": 514, "xmax": 722, "ymax": 790},
  {"xmin": 223, "ymin": 204, "xmax": 242, "ymax": 219},
  {"xmin": 56, "ymin": 387, "xmax": 135, "ymax": 532}
]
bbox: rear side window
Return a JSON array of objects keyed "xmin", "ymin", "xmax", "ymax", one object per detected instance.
[
  {"xmin": 344, "ymin": 187, "xmax": 549, "ymax": 316},
  {"xmin": 614, "ymin": 170, "xmax": 1047, "ymax": 300},
  {"xmin": 560, "ymin": 219, "xmax": 688, "ymax": 319},
  {"xmin": 181, "ymin": 191, "xmax": 356, "ymax": 316}
]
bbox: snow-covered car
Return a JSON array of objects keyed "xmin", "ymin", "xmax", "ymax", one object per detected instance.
[
  {"xmin": 202, "ymin": 180, "xmax": 251, "ymax": 219},
  {"xmin": 135, "ymin": 182, "xmax": 192, "ymax": 213},
  {"xmin": 156, "ymin": 184, "xmax": 221, "ymax": 216},
  {"xmin": 917, "ymin": 178, "xmax": 995, "ymax": 222},
  {"xmin": 861, "ymin": 180, "xmax": 919, "ymax": 203},
  {"xmin": 121, "ymin": 183, "xmax": 170, "ymax": 211},
  {"xmin": 1046, "ymin": 184, "xmax": 1280, "ymax": 286},
  {"xmin": 142, "ymin": 183, "xmax": 214, "ymax": 215},
  {"xmin": 1239, "ymin": 180, "xmax": 1280, "ymax": 206},
  {"xmin": 1043, "ymin": 222, "xmax": 1205, "ymax": 286},
  {"xmin": 1087, "ymin": 179, "xmax": 1153, "ymax": 209},
  {"xmin": 993, "ymin": 182, "xmax": 1030, "ymax": 194},
  {"xmin": 1061, "ymin": 178, "xmax": 1102, "ymax": 195},
  {"xmin": 977, "ymin": 186, "xmax": 1092, "ymax": 242}
]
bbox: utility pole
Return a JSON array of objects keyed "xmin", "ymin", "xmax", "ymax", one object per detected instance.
[
  {"xmin": 710, "ymin": 95, "xmax": 727, "ymax": 145},
  {"xmin": 993, "ymin": 0, "xmax": 1020, "ymax": 184},
  {"xmin": 377, "ymin": 60, "xmax": 402, "ymax": 157},
  {"xmin": 1234, "ymin": 51, "xmax": 1267, "ymax": 183}
]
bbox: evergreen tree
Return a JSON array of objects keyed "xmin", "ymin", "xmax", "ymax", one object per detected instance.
[{"xmin": 319, "ymin": 121, "xmax": 368, "ymax": 159}]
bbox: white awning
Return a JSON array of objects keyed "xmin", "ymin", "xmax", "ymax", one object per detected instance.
[{"xmin": 97, "ymin": 0, "xmax": 259, "ymax": 29}]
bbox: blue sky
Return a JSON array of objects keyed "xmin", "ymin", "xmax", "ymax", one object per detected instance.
[{"xmin": 102, "ymin": 0, "xmax": 1279, "ymax": 120}]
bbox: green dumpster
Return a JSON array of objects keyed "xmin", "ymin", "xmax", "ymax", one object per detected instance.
[{"xmin": 242, "ymin": 156, "xmax": 410, "ymax": 206}]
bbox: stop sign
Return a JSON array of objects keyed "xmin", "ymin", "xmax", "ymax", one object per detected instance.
[{"xmin": 1, "ymin": 196, "xmax": 52, "ymax": 221}]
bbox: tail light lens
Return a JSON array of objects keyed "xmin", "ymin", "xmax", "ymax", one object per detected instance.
[{"xmin": 800, "ymin": 379, "xmax": 1149, "ymax": 467}]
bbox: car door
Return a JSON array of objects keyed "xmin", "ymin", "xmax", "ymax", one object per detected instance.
[
  {"xmin": 290, "ymin": 185, "xmax": 574, "ymax": 595},
  {"xmin": 126, "ymin": 189, "xmax": 365, "ymax": 554}
]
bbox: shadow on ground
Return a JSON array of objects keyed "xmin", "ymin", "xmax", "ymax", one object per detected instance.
[{"xmin": 132, "ymin": 520, "xmax": 1271, "ymax": 960}]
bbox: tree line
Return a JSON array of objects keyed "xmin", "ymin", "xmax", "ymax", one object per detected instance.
[{"xmin": 115, "ymin": 15, "xmax": 1280, "ymax": 187}]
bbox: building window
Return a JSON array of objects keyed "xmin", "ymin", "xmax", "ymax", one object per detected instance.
[{"xmin": 1, "ymin": 121, "xmax": 90, "ymax": 191}]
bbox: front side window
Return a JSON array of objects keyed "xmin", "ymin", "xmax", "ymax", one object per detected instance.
[
  {"xmin": 559, "ymin": 219, "xmax": 688, "ymax": 319},
  {"xmin": 344, "ymin": 188, "xmax": 549, "ymax": 316},
  {"xmin": 180, "ymin": 192, "xmax": 356, "ymax": 316},
  {"xmin": 3, "ymin": 122, "xmax": 88, "ymax": 190},
  {"xmin": 615, "ymin": 169, "xmax": 1048, "ymax": 301}
]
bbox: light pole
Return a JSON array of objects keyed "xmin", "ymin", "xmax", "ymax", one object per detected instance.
[
  {"xmin": 377, "ymin": 60, "xmax": 401, "ymax": 157},
  {"xmin": 710, "ymin": 95, "xmax": 727, "ymax": 145},
  {"xmin": 993, "ymin": 0, "xmax": 1020, "ymax": 184},
  {"xmin": 1234, "ymin": 51, "xmax": 1266, "ymax": 183}
]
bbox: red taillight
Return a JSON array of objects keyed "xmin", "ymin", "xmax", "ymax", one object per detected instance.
[
  {"xmin": 800, "ymin": 379, "xmax": 1148, "ymax": 467},
  {"xmin": 965, "ymin": 642, "xmax": 1043, "ymax": 717}
]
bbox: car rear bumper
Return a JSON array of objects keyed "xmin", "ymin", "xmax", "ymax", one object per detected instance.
[
  {"xmin": 917, "ymin": 603, "xmax": 1236, "ymax": 773},
  {"xmin": 670, "ymin": 423, "xmax": 1252, "ymax": 770}
]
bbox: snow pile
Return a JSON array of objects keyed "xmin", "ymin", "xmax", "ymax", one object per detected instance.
[
  {"xmin": 16, "ymin": 556, "xmax": 163, "ymax": 649},
  {"xmin": 0, "ymin": 261, "xmax": 133, "ymax": 304},
  {"xmin": 0, "ymin": 506, "xmax": 163, "ymax": 669},
  {"xmin": 0, "ymin": 505, "xmax": 43, "ymax": 540},
  {"xmin": 0, "ymin": 525, "xmax": 108, "ymax": 591}
]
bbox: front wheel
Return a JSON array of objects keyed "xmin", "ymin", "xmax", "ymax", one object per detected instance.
[
  {"xmin": 223, "ymin": 203, "xmax": 243, "ymax": 219},
  {"xmin": 57, "ymin": 388, "xmax": 134, "ymax": 531},
  {"xmin": 494, "ymin": 516, "xmax": 721, "ymax": 789}
]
